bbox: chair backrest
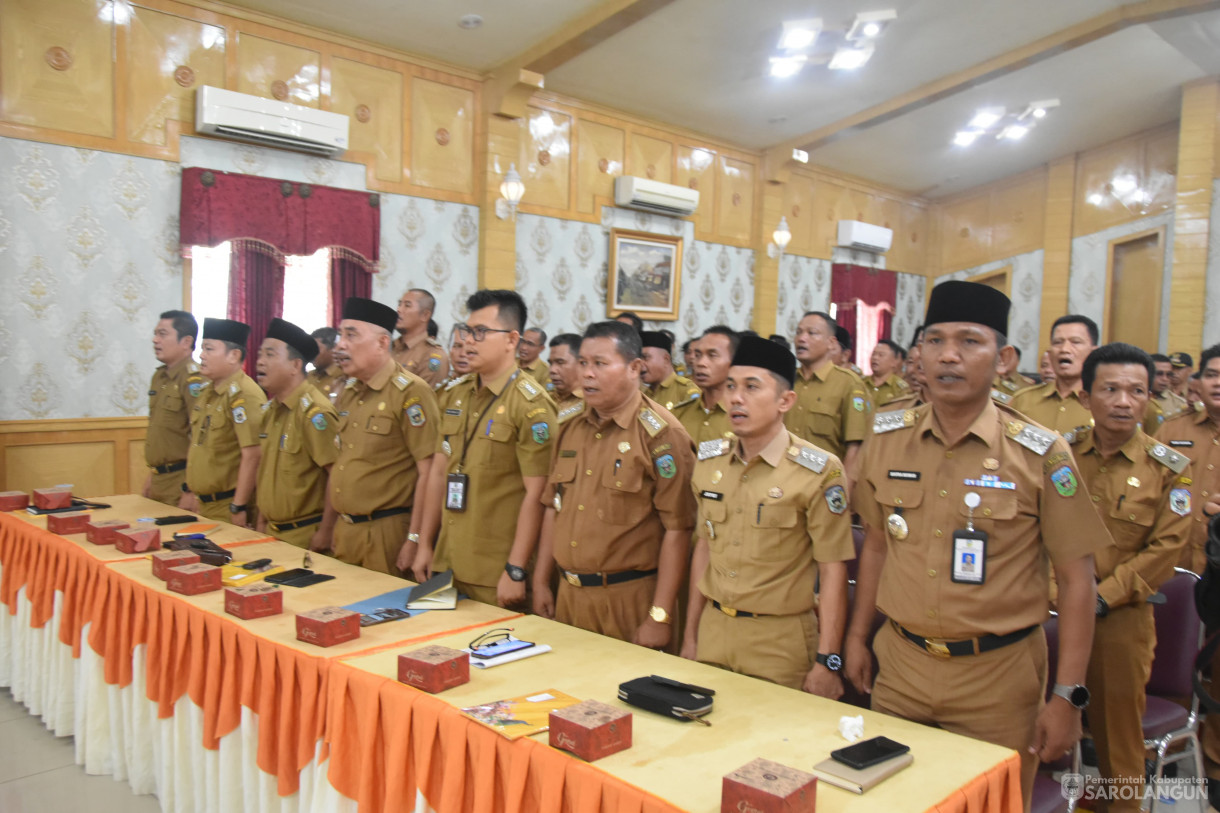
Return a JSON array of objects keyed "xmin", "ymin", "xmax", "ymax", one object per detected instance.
[{"xmin": 1147, "ymin": 569, "xmax": 1203, "ymax": 697}]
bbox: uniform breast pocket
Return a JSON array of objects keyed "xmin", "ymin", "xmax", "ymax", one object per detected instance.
[
  {"xmin": 1108, "ymin": 501, "xmax": 1156, "ymax": 550},
  {"xmin": 549, "ymin": 456, "xmax": 577, "ymax": 487},
  {"xmin": 752, "ymin": 504, "xmax": 800, "ymax": 559},
  {"xmin": 440, "ymin": 411, "xmax": 463, "ymax": 437},
  {"xmin": 365, "ymin": 416, "xmax": 394, "ymax": 435},
  {"xmin": 875, "ymin": 484, "xmax": 924, "ymax": 541},
  {"xmin": 278, "ymin": 431, "xmax": 302, "ymax": 455},
  {"xmin": 956, "ymin": 489, "xmax": 1019, "ymax": 528},
  {"xmin": 156, "ymin": 394, "xmax": 184, "ymax": 422},
  {"xmin": 701, "ymin": 499, "xmax": 728, "ymax": 550},
  {"xmin": 474, "ymin": 420, "xmax": 516, "ymax": 469},
  {"xmin": 601, "ymin": 463, "xmax": 645, "ymax": 525},
  {"xmin": 807, "ymin": 402, "xmax": 839, "ymax": 438}
]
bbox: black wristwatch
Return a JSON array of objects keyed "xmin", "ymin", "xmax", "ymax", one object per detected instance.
[
  {"xmin": 504, "ymin": 563, "xmax": 527, "ymax": 582},
  {"xmin": 181, "ymin": 482, "xmax": 190, "ymax": 494},
  {"xmin": 1096, "ymin": 596, "xmax": 1109, "ymax": 617},
  {"xmin": 229, "ymin": 502, "xmax": 248, "ymax": 514},
  {"xmin": 1052, "ymin": 683, "xmax": 1090, "ymax": 710},
  {"xmin": 816, "ymin": 652, "xmax": 843, "ymax": 673}
]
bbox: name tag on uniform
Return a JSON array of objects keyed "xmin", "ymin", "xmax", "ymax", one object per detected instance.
[
  {"xmin": 888, "ymin": 470, "xmax": 920, "ymax": 481},
  {"xmin": 951, "ymin": 530, "xmax": 987, "ymax": 585},
  {"xmin": 446, "ymin": 473, "xmax": 469, "ymax": 512},
  {"xmin": 1169, "ymin": 440, "xmax": 1194, "ymax": 447},
  {"xmin": 700, "ymin": 490, "xmax": 723, "ymax": 501}
]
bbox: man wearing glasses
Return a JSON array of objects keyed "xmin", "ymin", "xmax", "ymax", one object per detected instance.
[
  {"xmin": 517, "ymin": 327, "xmax": 550, "ymax": 386},
  {"xmin": 409, "ymin": 290, "xmax": 557, "ymax": 608}
]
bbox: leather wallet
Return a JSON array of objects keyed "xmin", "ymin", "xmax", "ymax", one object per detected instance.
[{"xmin": 617, "ymin": 675, "xmax": 713, "ymax": 723}]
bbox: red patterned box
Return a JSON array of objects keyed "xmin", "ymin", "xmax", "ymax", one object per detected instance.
[
  {"xmin": 47, "ymin": 512, "xmax": 91, "ymax": 535},
  {"xmin": 152, "ymin": 550, "xmax": 200, "ymax": 580},
  {"xmin": 549, "ymin": 700, "xmax": 632, "ymax": 762},
  {"xmin": 86, "ymin": 520, "xmax": 130, "ymax": 545},
  {"xmin": 397, "ymin": 645, "xmax": 470, "ymax": 694},
  {"xmin": 166, "ymin": 563, "xmax": 222, "ymax": 596},
  {"xmin": 115, "ymin": 526, "xmax": 161, "ymax": 554},
  {"xmin": 33, "ymin": 488, "xmax": 73, "ymax": 510},
  {"xmin": 722, "ymin": 758, "xmax": 817, "ymax": 813},
  {"xmin": 225, "ymin": 583, "xmax": 283, "ymax": 620},
  {"xmin": 0, "ymin": 491, "xmax": 29, "ymax": 511},
  {"xmin": 296, "ymin": 607, "xmax": 361, "ymax": 648}
]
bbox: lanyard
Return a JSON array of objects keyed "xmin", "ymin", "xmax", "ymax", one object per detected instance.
[{"xmin": 457, "ymin": 370, "xmax": 518, "ymax": 471}]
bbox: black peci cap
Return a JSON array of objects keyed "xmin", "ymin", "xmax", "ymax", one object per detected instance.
[
  {"xmin": 640, "ymin": 331, "xmax": 673, "ymax": 354},
  {"xmin": 834, "ymin": 324, "xmax": 852, "ymax": 351},
  {"xmin": 202, "ymin": 317, "xmax": 250, "ymax": 347},
  {"xmin": 924, "ymin": 280, "xmax": 1011, "ymax": 336},
  {"xmin": 731, "ymin": 334, "xmax": 797, "ymax": 388},
  {"xmin": 341, "ymin": 297, "xmax": 398, "ymax": 333},
  {"xmin": 265, "ymin": 317, "xmax": 319, "ymax": 363}
]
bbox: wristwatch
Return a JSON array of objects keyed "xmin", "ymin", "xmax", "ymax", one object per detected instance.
[
  {"xmin": 504, "ymin": 563, "xmax": 527, "ymax": 582},
  {"xmin": 649, "ymin": 605, "xmax": 672, "ymax": 624},
  {"xmin": 1052, "ymin": 683, "xmax": 1090, "ymax": 710},
  {"xmin": 1096, "ymin": 596, "xmax": 1109, "ymax": 617},
  {"xmin": 407, "ymin": 532, "xmax": 420, "ymax": 544},
  {"xmin": 181, "ymin": 482, "xmax": 190, "ymax": 494},
  {"xmin": 816, "ymin": 653, "xmax": 843, "ymax": 673},
  {"xmin": 229, "ymin": 502, "xmax": 247, "ymax": 514}
]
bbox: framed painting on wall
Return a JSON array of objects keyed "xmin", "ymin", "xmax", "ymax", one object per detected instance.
[{"xmin": 607, "ymin": 229, "xmax": 683, "ymax": 322}]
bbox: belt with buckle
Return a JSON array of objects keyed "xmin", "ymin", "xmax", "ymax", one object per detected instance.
[
  {"xmin": 711, "ymin": 600, "xmax": 766, "ymax": 619},
  {"xmin": 196, "ymin": 488, "xmax": 236, "ymax": 504},
  {"xmin": 339, "ymin": 506, "xmax": 410, "ymax": 525},
  {"xmin": 153, "ymin": 460, "xmax": 187, "ymax": 475},
  {"xmin": 267, "ymin": 514, "xmax": 323, "ymax": 533},
  {"xmin": 561, "ymin": 568, "xmax": 657, "ymax": 588},
  {"xmin": 894, "ymin": 621, "xmax": 1037, "ymax": 658}
]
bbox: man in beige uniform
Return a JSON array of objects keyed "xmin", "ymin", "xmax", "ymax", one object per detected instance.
[
  {"xmin": 1011, "ymin": 315, "xmax": 1097, "ymax": 436},
  {"xmin": 308, "ymin": 327, "xmax": 346, "ymax": 401},
  {"xmin": 1071, "ymin": 342, "xmax": 1191, "ymax": 813},
  {"xmin": 641, "ymin": 331, "xmax": 700, "ymax": 413},
  {"xmin": 411, "ymin": 290, "xmax": 556, "ymax": 607},
  {"xmin": 254, "ymin": 318, "xmax": 340, "ymax": 550},
  {"xmin": 517, "ymin": 327, "xmax": 550, "ymax": 385},
  {"xmin": 533, "ymin": 322, "xmax": 696, "ymax": 648},
  {"xmin": 847, "ymin": 281, "xmax": 1105, "ymax": 807},
  {"xmin": 1151, "ymin": 353, "xmax": 1189, "ymax": 419},
  {"xmin": 144, "ymin": 310, "xmax": 205, "ymax": 505},
  {"xmin": 1170, "ymin": 352, "xmax": 1194, "ymax": 400},
  {"xmin": 183, "ymin": 318, "xmax": 265, "ymax": 525},
  {"xmin": 683, "ymin": 336, "xmax": 854, "ymax": 695},
  {"xmin": 675, "ymin": 327, "xmax": 737, "ymax": 445},
  {"xmin": 546, "ymin": 333, "xmax": 583, "ymax": 409},
  {"xmin": 331, "ymin": 298, "xmax": 439, "ymax": 574},
  {"xmin": 785, "ymin": 312, "xmax": 867, "ymax": 476},
  {"xmin": 866, "ymin": 339, "xmax": 910, "ymax": 408},
  {"xmin": 392, "ymin": 288, "xmax": 450, "ymax": 388}
]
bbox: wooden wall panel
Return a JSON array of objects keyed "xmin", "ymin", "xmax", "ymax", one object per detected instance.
[
  {"xmin": 628, "ymin": 133, "xmax": 673, "ymax": 183},
  {"xmin": 0, "ymin": 418, "xmax": 148, "ymax": 495},
  {"xmin": 410, "ymin": 77, "xmax": 474, "ymax": 193},
  {"xmin": 518, "ymin": 105, "xmax": 572, "ymax": 211},
  {"xmin": 235, "ymin": 33, "xmax": 320, "ymax": 108},
  {"xmin": 1073, "ymin": 124, "xmax": 1177, "ymax": 237},
  {"xmin": 574, "ymin": 118, "xmax": 624, "ymax": 214},
  {"xmin": 780, "ymin": 174, "xmax": 816, "ymax": 256},
  {"xmin": 0, "ymin": 0, "xmax": 115, "ymax": 137},
  {"xmin": 940, "ymin": 193, "xmax": 992, "ymax": 271},
  {"xmin": 891, "ymin": 202, "xmax": 928, "ymax": 273},
  {"xmin": 332, "ymin": 57, "xmax": 403, "ymax": 184},
  {"xmin": 675, "ymin": 145, "xmax": 716, "ymax": 239},
  {"xmin": 6, "ymin": 442, "xmax": 115, "ymax": 497},
  {"xmin": 127, "ymin": 7, "xmax": 226, "ymax": 146},
  {"xmin": 717, "ymin": 156, "xmax": 754, "ymax": 243},
  {"xmin": 990, "ymin": 172, "xmax": 1046, "ymax": 259}
]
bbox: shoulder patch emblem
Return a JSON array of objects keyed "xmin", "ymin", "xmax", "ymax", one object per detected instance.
[
  {"xmin": 393, "ymin": 374, "xmax": 410, "ymax": 391},
  {"xmin": 406, "ymin": 404, "xmax": 426, "ymax": 427},
  {"xmin": 790, "ymin": 445, "xmax": 828, "ymax": 474},
  {"xmin": 1149, "ymin": 443, "xmax": 1189, "ymax": 474},
  {"xmin": 428, "ymin": 356, "xmax": 441, "ymax": 371},
  {"xmin": 1007, "ymin": 421, "xmax": 1056, "ymax": 456},
  {"xmin": 188, "ymin": 381, "xmax": 204, "ymax": 398},
  {"xmin": 873, "ymin": 409, "xmax": 914, "ymax": 434},
  {"xmin": 557, "ymin": 401, "xmax": 585, "ymax": 424},
  {"xmin": 517, "ymin": 377, "xmax": 541, "ymax": 400},
  {"xmin": 698, "ymin": 438, "xmax": 730, "ymax": 460},
  {"xmin": 531, "ymin": 422, "xmax": 550, "ymax": 444},
  {"xmin": 232, "ymin": 406, "xmax": 247, "ymax": 424},
  {"xmin": 824, "ymin": 485, "xmax": 847, "ymax": 514},
  {"xmin": 639, "ymin": 408, "xmax": 665, "ymax": 437},
  {"xmin": 1050, "ymin": 465, "xmax": 1078, "ymax": 497},
  {"xmin": 655, "ymin": 454, "xmax": 676, "ymax": 479},
  {"xmin": 1170, "ymin": 488, "xmax": 1192, "ymax": 517},
  {"xmin": 852, "ymin": 394, "xmax": 866, "ymax": 412},
  {"xmin": 311, "ymin": 413, "xmax": 328, "ymax": 431}
]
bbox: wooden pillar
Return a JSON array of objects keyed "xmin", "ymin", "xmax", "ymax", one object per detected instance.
[
  {"xmin": 1168, "ymin": 79, "xmax": 1220, "ymax": 357},
  {"xmin": 751, "ymin": 179, "xmax": 785, "ymax": 336},
  {"xmin": 1038, "ymin": 155, "xmax": 1076, "ymax": 355},
  {"xmin": 477, "ymin": 111, "xmax": 522, "ymax": 290}
]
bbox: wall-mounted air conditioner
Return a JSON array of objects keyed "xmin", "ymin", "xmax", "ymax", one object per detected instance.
[
  {"xmin": 614, "ymin": 176, "xmax": 700, "ymax": 217},
  {"xmin": 836, "ymin": 220, "xmax": 893, "ymax": 253},
  {"xmin": 195, "ymin": 86, "xmax": 349, "ymax": 157}
]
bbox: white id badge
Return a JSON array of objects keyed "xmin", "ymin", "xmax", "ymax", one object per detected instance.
[
  {"xmin": 446, "ymin": 473, "xmax": 468, "ymax": 511},
  {"xmin": 951, "ymin": 530, "xmax": 987, "ymax": 584}
]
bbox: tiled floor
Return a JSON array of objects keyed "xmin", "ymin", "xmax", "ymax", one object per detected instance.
[{"xmin": 0, "ymin": 688, "xmax": 161, "ymax": 813}]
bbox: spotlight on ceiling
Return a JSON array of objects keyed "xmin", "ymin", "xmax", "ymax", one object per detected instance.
[
  {"xmin": 968, "ymin": 107, "xmax": 1005, "ymax": 130},
  {"xmin": 779, "ymin": 19, "xmax": 821, "ymax": 51},
  {"xmin": 828, "ymin": 46, "xmax": 873, "ymax": 71},
  {"xmin": 770, "ymin": 55, "xmax": 807, "ymax": 78},
  {"xmin": 953, "ymin": 131, "xmax": 980, "ymax": 147},
  {"xmin": 846, "ymin": 9, "xmax": 897, "ymax": 42},
  {"xmin": 999, "ymin": 124, "xmax": 1029, "ymax": 141}
]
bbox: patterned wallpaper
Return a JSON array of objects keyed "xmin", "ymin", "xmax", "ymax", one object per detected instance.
[
  {"xmin": 1068, "ymin": 212, "xmax": 1174, "ymax": 353},
  {"xmin": 774, "ymin": 255, "xmax": 832, "ymax": 339},
  {"xmin": 891, "ymin": 272, "xmax": 928, "ymax": 349},
  {"xmin": 933, "ymin": 250, "xmax": 1044, "ymax": 369},
  {"xmin": 514, "ymin": 207, "xmax": 755, "ymax": 347}
]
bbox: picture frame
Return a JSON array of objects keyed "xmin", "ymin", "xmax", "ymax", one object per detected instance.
[{"xmin": 607, "ymin": 229, "xmax": 683, "ymax": 322}]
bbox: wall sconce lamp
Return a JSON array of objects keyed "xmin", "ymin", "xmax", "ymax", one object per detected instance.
[
  {"xmin": 495, "ymin": 163, "xmax": 525, "ymax": 220},
  {"xmin": 767, "ymin": 216, "xmax": 792, "ymax": 259}
]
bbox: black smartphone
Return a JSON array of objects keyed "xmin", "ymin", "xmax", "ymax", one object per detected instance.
[
  {"xmin": 830, "ymin": 736, "xmax": 910, "ymax": 771},
  {"xmin": 264, "ymin": 568, "xmax": 314, "ymax": 585}
]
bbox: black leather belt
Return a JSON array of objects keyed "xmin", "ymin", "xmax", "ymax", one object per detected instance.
[
  {"xmin": 267, "ymin": 514, "xmax": 323, "ymax": 533},
  {"xmin": 197, "ymin": 489, "xmax": 236, "ymax": 503},
  {"xmin": 561, "ymin": 568, "xmax": 657, "ymax": 588},
  {"xmin": 712, "ymin": 600, "xmax": 767, "ymax": 619},
  {"xmin": 153, "ymin": 460, "xmax": 187, "ymax": 475},
  {"xmin": 340, "ymin": 506, "xmax": 410, "ymax": 524},
  {"xmin": 895, "ymin": 621, "xmax": 1037, "ymax": 658}
]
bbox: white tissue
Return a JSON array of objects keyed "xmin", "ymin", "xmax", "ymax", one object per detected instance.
[{"xmin": 839, "ymin": 714, "xmax": 865, "ymax": 742}]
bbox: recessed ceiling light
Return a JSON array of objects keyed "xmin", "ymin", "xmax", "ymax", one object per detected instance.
[
  {"xmin": 770, "ymin": 55, "xmax": 806, "ymax": 78},
  {"xmin": 458, "ymin": 14, "xmax": 482, "ymax": 29},
  {"xmin": 779, "ymin": 19, "xmax": 821, "ymax": 51},
  {"xmin": 828, "ymin": 46, "xmax": 873, "ymax": 70},
  {"xmin": 1032, "ymin": 108, "xmax": 1047, "ymax": 119},
  {"xmin": 846, "ymin": 10, "xmax": 897, "ymax": 41},
  {"xmin": 999, "ymin": 124, "xmax": 1029, "ymax": 140},
  {"xmin": 953, "ymin": 131, "xmax": 979, "ymax": 147},
  {"xmin": 968, "ymin": 108, "xmax": 1005, "ymax": 130},
  {"xmin": 862, "ymin": 22, "xmax": 881, "ymax": 37}
]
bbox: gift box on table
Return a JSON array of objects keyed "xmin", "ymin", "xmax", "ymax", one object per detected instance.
[
  {"xmin": 33, "ymin": 488, "xmax": 73, "ymax": 510},
  {"xmin": 296, "ymin": 607, "xmax": 361, "ymax": 647},
  {"xmin": 0, "ymin": 491, "xmax": 29, "ymax": 511},
  {"xmin": 47, "ymin": 512, "xmax": 90, "ymax": 535},
  {"xmin": 115, "ymin": 526, "xmax": 161, "ymax": 553},
  {"xmin": 166, "ymin": 562, "xmax": 222, "ymax": 596},
  {"xmin": 225, "ymin": 583, "xmax": 283, "ymax": 620},
  {"xmin": 722, "ymin": 758, "xmax": 817, "ymax": 813},
  {"xmin": 86, "ymin": 520, "xmax": 129, "ymax": 545},
  {"xmin": 397, "ymin": 645, "xmax": 469, "ymax": 694},
  {"xmin": 549, "ymin": 699, "xmax": 632, "ymax": 762},
  {"xmin": 152, "ymin": 550, "xmax": 200, "ymax": 580}
]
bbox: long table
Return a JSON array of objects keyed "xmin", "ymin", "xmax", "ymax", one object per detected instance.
[{"xmin": 0, "ymin": 495, "xmax": 1022, "ymax": 813}]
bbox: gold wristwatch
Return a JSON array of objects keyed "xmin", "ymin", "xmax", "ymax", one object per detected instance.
[{"xmin": 649, "ymin": 605, "xmax": 671, "ymax": 624}]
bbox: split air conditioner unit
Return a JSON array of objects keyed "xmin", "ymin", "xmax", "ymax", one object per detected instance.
[
  {"xmin": 614, "ymin": 176, "xmax": 700, "ymax": 217},
  {"xmin": 195, "ymin": 86, "xmax": 349, "ymax": 157},
  {"xmin": 836, "ymin": 220, "xmax": 893, "ymax": 253}
]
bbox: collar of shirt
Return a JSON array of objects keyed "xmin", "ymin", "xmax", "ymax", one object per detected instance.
[
  {"xmin": 1038, "ymin": 381, "xmax": 1083, "ymax": 402},
  {"xmin": 276, "ymin": 378, "xmax": 312, "ymax": 409},
  {"xmin": 658, "ymin": 371, "xmax": 679, "ymax": 389},
  {"xmin": 166, "ymin": 356, "xmax": 192, "ymax": 376},
  {"xmin": 585, "ymin": 388, "xmax": 642, "ymax": 430},
  {"xmin": 212, "ymin": 369, "xmax": 243, "ymax": 394},
  {"xmin": 1195, "ymin": 408, "xmax": 1219, "ymax": 428},
  {"xmin": 1076, "ymin": 427, "xmax": 1145, "ymax": 463},
  {"xmin": 799, "ymin": 358, "xmax": 835, "ymax": 383},
  {"xmin": 478, "ymin": 365, "xmax": 518, "ymax": 397},
  {"xmin": 732, "ymin": 425, "xmax": 790, "ymax": 468},
  {"xmin": 918, "ymin": 400, "xmax": 1001, "ymax": 449},
  {"xmin": 698, "ymin": 391, "xmax": 728, "ymax": 414},
  {"xmin": 360, "ymin": 357, "xmax": 397, "ymax": 392}
]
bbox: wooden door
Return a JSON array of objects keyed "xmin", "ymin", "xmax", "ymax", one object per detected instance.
[{"xmin": 1107, "ymin": 230, "xmax": 1163, "ymax": 350}]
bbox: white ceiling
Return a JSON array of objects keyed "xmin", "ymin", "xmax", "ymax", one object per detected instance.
[{"xmin": 220, "ymin": 0, "xmax": 1220, "ymax": 199}]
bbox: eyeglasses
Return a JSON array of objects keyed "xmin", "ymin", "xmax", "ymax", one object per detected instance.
[
  {"xmin": 469, "ymin": 627, "xmax": 515, "ymax": 650},
  {"xmin": 455, "ymin": 324, "xmax": 513, "ymax": 342}
]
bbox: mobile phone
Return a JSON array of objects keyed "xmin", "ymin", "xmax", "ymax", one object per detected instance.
[
  {"xmin": 469, "ymin": 638, "xmax": 535, "ymax": 659},
  {"xmin": 264, "ymin": 568, "xmax": 312, "ymax": 584},
  {"xmin": 359, "ymin": 608, "xmax": 411, "ymax": 627},
  {"xmin": 830, "ymin": 736, "xmax": 910, "ymax": 771}
]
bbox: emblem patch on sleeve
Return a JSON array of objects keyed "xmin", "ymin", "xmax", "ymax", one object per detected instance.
[
  {"xmin": 1050, "ymin": 465, "xmax": 1077, "ymax": 497},
  {"xmin": 188, "ymin": 381, "xmax": 204, "ymax": 398},
  {"xmin": 232, "ymin": 406, "xmax": 247, "ymax": 424},
  {"xmin": 825, "ymin": 485, "xmax": 847, "ymax": 514},
  {"xmin": 1170, "ymin": 488, "xmax": 1192, "ymax": 517},
  {"xmin": 311, "ymin": 413, "xmax": 328, "ymax": 431},
  {"xmin": 656, "ymin": 454, "xmax": 676, "ymax": 479},
  {"xmin": 852, "ymin": 395, "xmax": 865, "ymax": 412},
  {"xmin": 531, "ymin": 422, "xmax": 550, "ymax": 444},
  {"xmin": 406, "ymin": 404, "xmax": 426, "ymax": 427},
  {"xmin": 429, "ymin": 356, "xmax": 441, "ymax": 371}
]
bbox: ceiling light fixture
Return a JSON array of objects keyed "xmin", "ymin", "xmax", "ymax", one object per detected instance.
[
  {"xmin": 779, "ymin": 19, "xmax": 821, "ymax": 51},
  {"xmin": 846, "ymin": 9, "xmax": 897, "ymax": 42},
  {"xmin": 999, "ymin": 124, "xmax": 1029, "ymax": 141},
  {"xmin": 828, "ymin": 45, "xmax": 873, "ymax": 71},
  {"xmin": 953, "ymin": 131, "xmax": 980, "ymax": 147},
  {"xmin": 770, "ymin": 55, "xmax": 807, "ymax": 78},
  {"xmin": 792, "ymin": 148, "xmax": 810, "ymax": 163},
  {"xmin": 968, "ymin": 108, "xmax": 1005, "ymax": 130}
]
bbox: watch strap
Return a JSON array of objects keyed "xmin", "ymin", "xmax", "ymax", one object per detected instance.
[{"xmin": 816, "ymin": 652, "xmax": 843, "ymax": 672}]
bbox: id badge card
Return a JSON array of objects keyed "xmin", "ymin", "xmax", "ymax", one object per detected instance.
[
  {"xmin": 446, "ymin": 473, "xmax": 469, "ymax": 512},
  {"xmin": 951, "ymin": 529, "xmax": 987, "ymax": 584}
]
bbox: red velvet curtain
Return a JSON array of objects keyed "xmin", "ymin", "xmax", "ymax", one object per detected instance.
[
  {"xmin": 831, "ymin": 264, "xmax": 897, "ymax": 369},
  {"xmin": 228, "ymin": 242, "xmax": 285, "ymax": 378},
  {"xmin": 329, "ymin": 253, "xmax": 373, "ymax": 328}
]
